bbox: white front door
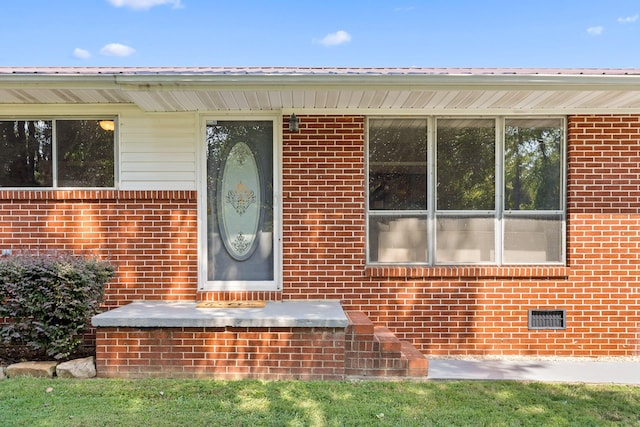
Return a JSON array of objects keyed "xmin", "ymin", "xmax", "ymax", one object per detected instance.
[{"xmin": 201, "ymin": 119, "xmax": 279, "ymax": 291}]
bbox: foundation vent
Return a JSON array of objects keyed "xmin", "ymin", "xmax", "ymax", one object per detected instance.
[{"xmin": 528, "ymin": 309, "xmax": 566, "ymax": 330}]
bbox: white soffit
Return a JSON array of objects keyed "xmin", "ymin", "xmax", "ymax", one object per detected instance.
[
  {"xmin": 1, "ymin": 67, "xmax": 640, "ymax": 113},
  {"xmin": 67, "ymin": 88, "xmax": 640, "ymax": 112}
]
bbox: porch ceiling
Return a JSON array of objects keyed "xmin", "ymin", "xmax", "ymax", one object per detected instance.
[{"xmin": 2, "ymin": 67, "xmax": 640, "ymax": 113}]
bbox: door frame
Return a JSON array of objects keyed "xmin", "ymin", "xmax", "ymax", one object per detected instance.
[{"xmin": 198, "ymin": 114, "xmax": 282, "ymax": 291}]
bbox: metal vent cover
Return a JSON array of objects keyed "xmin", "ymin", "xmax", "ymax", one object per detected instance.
[{"xmin": 528, "ymin": 309, "xmax": 566, "ymax": 330}]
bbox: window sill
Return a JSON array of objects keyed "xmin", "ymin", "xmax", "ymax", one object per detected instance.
[
  {"xmin": 365, "ymin": 265, "xmax": 569, "ymax": 279},
  {"xmin": 0, "ymin": 189, "xmax": 196, "ymax": 201}
]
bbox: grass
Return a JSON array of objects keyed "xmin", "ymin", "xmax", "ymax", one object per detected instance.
[{"xmin": 1, "ymin": 378, "xmax": 639, "ymax": 426}]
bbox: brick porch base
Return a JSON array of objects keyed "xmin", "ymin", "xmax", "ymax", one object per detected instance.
[{"xmin": 92, "ymin": 301, "xmax": 428, "ymax": 380}]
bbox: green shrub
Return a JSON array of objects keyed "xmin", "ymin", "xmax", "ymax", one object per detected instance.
[{"xmin": 0, "ymin": 253, "xmax": 115, "ymax": 360}]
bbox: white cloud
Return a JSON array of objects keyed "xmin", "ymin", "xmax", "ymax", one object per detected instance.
[
  {"xmin": 106, "ymin": 0, "xmax": 183, "ymax": 10},
  {"xmin": 587, "ymin": 26, "xmax": 604, "ymax": 36},
  {"xmin": 315, "ymin": 30, "xmax": 352, "ymax": 47},
  {"xmin": 100, "ymin": 43, "xmax": 136, "ymax": 57},
  {"xmin": 618, "ymin": 14, "xmax": 639, "ymax": 24},
  {"xmin": 73, "ymin": 48, "xmax": 91, "ymax": 59}
]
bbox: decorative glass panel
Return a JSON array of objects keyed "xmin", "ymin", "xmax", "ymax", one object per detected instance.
[
  {"xmin": 218, "ymin": 141, "xmax": 262, "ymax": 261},
  {"xmin": 504, "ymin": 119, "xmax": 562, "ymax": 210},
  {"xmin": 206, "ymin": 121, "xmax": 274, "ymax": 282},
  {"xmin": 369, "ymin": 119, "xmax": 427, "ymax": 210},
  {"xmin": 0, "ymin": 120, "xmax": 52, "ymax": 187},
  {"xmin": 369, "ymin": 215, "xmax": 428, "ymax": 263},
  {"xmin": 437, "ymin": 119, "xmax": 495, "ymax": 210}
]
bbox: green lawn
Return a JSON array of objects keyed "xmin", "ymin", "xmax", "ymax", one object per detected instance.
[{"xmin": 1, "ymin": 378, "xmax": 639, "ymax": 426}]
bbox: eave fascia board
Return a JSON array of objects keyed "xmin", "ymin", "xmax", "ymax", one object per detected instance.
[
  {"xmin": 0, "ymin": 74, "xmax": 640, "ymax": 98},
  {"xmin": 281, "ymin": 106, "xmax": 640, "ymax": 116},
  {"xmin": 112, "ymin": 73, "xmax": 640, "ymax": 92},
  {"xmin": 0, "ymin": 74, "xmax": 119, "ymax": 89},
  {"xmin": 2, "ymin": 72, "xmax": 640, "ymax": 92}
]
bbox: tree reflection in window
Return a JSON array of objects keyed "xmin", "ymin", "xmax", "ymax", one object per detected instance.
[
  {"xmin": 504, "ymin": 119, "xmax": 562, "ymax": 211},
  {"xmin": 0, "ymin": 120, "xmax": 52, "ymax": 187},
  {"xmin": 368, "ymin": 119, "xmax": 427, "ymax": 211},
  {"xmin": 0, "ymin": 119, "xmax": 114, "ymax": 188},
  {"xmin": 57, "ymin": 120, "xmax": 114, "ymax": 187},
  {"xmin": 437, "ymin": 119, "xmax": 495, "ymax": 211}
]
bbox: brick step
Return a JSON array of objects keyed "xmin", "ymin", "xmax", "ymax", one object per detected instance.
[
  {"xmin": 373, "ymin": 326, "xmax": 403, "ymax": 355},
  {"xmin": 344, "ymin": 311, "xmax": 428, "ymax": 378},
  {"xmin": 400, "ymin": 341, "xmax": 429, "ymax": 376},
  {"xmin": 345, "ymin": 311, "xmax": 374, "ymax": 335}
]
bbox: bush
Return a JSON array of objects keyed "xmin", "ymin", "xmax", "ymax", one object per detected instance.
[{"xmin": 0, "ymin": 253, "xmax": 115, "ymax": 360}]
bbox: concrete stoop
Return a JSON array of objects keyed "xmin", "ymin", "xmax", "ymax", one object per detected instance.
[{"xmin": 344, "ymin": 311, "xmax": 428, "ymax": 378}]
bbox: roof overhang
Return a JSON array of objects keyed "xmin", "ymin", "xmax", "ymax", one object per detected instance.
[{"xmin": 1, "ymin": 67, "xmax": 640, "ymax": 114}]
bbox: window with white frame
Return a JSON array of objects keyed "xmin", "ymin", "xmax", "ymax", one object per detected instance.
[
  {"xmin": 368, "ymin": 117, "xmax": 565, "ymax": 265},
  {"xmin": 0, "ymin": 119, "xmax": 116, "ymax": 188}
]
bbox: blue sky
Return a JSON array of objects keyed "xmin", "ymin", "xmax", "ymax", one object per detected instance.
[{"xmin": 2, "ymin": 0, "xmax": 640, "ymax": 68}]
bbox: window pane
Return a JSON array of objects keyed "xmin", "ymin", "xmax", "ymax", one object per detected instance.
[
  {"xmin": 369, "ymin": 215, "xmax": 428, "ymax": 263},
  {"xmin": 0, "ymin": 120, "xmax": 52, "ymax": 187},
  {"xmin": 505, "ymin": 118, "xmax": 562, "ymax": 210},
  {"xmin": 57, "ymin": 120, "xmax": 115, "ymax": 187},
  {"xmin": 504, "ymin": 215, "xmax": 563, "ymax": 263},
  {"xmin": 437, "ymin": 119, "xmax": 495, "ymax": 210},
  {"xmin": 436, "ymin": 216, "xmax": 495, "ymax": 263},
  {"xmin": 369, "ymin": 119, "xmax": 427, "ymax": 210}
]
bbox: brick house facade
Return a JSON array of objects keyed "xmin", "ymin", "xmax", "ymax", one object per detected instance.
[{"xmin": 1, "ymin": 68, "xmax": 639, "ymax": 378}]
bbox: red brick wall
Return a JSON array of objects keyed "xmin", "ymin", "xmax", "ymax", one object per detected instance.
[
  {"xmin": 563, "ymin": 114, "xmax": 640, "ymax": 356},
  {"xmin": 0, "ymin": 190, "xmax": 198, "ymax": 308},
  {"xmin": 280, "ymin": 114, "xmax": 640, "ymax": 357},
  {"xmin": 95, "ymin": 326, "xmax": 345, "ymax": 379},
  {"xmin": 4, "ymin": 115, "xmax": 640, "ymax": 359},
  {"xmin": 282, "ymin": 115, "xmax": 367, "ymax": 299}
]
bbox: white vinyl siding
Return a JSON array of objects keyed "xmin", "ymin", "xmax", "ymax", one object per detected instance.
[{"xmin": 119, "ymin": 112, "xmax": 197, "ymax": 190}]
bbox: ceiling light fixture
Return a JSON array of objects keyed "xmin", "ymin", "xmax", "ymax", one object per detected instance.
[{"xmin": 99, "ymin": 120, "xmax": 115, "ymax": 131}]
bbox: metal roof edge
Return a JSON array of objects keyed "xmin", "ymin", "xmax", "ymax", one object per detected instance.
[
  {"xmin": 2, "ymin": 67, "xmax": 640, "ymax": 91},
  {"xmin": 113, "ymin": 73, "xmax": 640, "ymax": 92},
  {"xmin": 2, "ymin": 66, "xmax": 640, "ymax": 75}
]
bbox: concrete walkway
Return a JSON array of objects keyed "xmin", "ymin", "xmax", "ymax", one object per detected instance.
[{"xmin": 428, "ymin": 358, "xmax": 640, "ymax": 385}]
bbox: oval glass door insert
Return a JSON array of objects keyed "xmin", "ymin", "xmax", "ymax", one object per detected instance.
[{"xmin": 218, "ymin": 141, "xmax": 262, "ymax": 260}]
